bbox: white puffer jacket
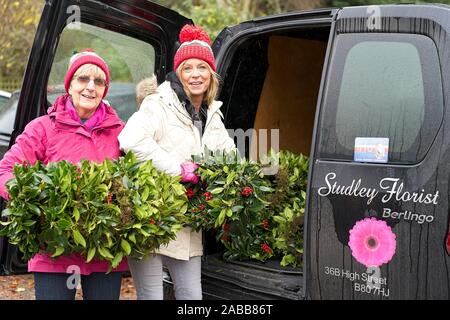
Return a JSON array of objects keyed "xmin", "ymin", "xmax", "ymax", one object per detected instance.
[{"xmin": 118, "ymin": 78, "xmax": 235, "ymax": 260}]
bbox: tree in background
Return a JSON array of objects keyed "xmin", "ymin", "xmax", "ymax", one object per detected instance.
[
  {"xmin": 0, "ymin": 0, "xmax": 42, "ymax": 83},
  {"xmin": 2, "ymin": 0, "xmax": 450, "ymax": 85},
  {"xmin": 154, "ymin": 0, "xmax": 328, "ymax": 40},
  {"xmin": 153, "ymin": 0, "xmax": 450, "ymax": 40}
]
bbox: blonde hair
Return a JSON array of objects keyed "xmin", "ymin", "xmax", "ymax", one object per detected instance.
[
  {"xmin": 175, "ymin": 61, "xmax": 220, "ymax": 107},
  {"xmin": 72, "ymin": 64, "xmax": 106, "ymax": 80}
]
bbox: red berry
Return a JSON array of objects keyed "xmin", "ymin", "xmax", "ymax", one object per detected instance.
[
  {"xmin": 203, "ymin": 192, "xmax": 213, "ymax": 201},
  {"xmin": 185, "ymin": 188, "xmax": 195, "ymax": 199},
  {"xmin": 260, "ymin": 243, "xmax": 272, "ymax": 254},
  {"xmin": 261, "ymin": 219, "xmax": 269, "ymax": 230},
  {"xmin": 241, "ymin": 186, "xmax": 253, "ymax": 197}
]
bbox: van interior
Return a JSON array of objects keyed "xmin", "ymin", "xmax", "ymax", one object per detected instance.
[
  {"xmin": 201, "ymin": 26, "xmax": 331, "ymax": 299},
  {"xmin": 221, "ymin": 27, "xmax": 330, "ymax": 159}
]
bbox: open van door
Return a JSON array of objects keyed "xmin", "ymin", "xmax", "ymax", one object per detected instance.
[
  {"xmin": 306, "ymin": 4, "xmax": 450, "ymax": 299},
  {"xmin": 0, "ymin": 0, "xmax": 191, "ymax": 274}
]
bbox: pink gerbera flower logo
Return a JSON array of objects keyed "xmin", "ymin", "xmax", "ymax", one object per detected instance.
[{"xmin": 348, "ymin": 217, "xmax": 396, "ymax": 267}]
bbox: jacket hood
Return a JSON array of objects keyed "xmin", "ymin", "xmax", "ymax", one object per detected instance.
[
  {"xmin": 47, "ymin": 94, "xmax": 69, "ymax": 115},
  {"xmin": 136, "ymin": 75, "xmax": 158, "ymax": 108}
]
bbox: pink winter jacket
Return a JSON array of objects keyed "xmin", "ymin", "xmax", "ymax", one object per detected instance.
[{"xmin": 0, "ymin": 94, "xmax": 128, "ymax": 275}]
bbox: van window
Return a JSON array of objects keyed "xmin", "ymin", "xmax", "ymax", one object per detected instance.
[
  {"xmin": 47, "ymin": 22, "xmax": 155, "ymax": 121},
  {"xmin": 318, "ymin": 33, "xmax": 443, "ymax": 164}
]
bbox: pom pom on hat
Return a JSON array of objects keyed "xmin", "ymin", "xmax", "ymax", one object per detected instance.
[
  {"xmin": 179, "ymin": 24, "xmax": 211, "ymax": 45},
  {"xmin": 64, "ymin": 49, "xmax": 110, "ymax": 98},
  {"xmin": 174, "ymin": 24, "xmax": 215, "ymax": 72}
]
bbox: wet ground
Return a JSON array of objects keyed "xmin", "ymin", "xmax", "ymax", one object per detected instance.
[{"xmin": 0, "ymin": 273, "xmax": 137, "ymax": 300}]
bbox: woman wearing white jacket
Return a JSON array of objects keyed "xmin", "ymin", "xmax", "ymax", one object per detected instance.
[{"xmin": 118, "ymin": 25, "xmax": 235, "ymax": 300}]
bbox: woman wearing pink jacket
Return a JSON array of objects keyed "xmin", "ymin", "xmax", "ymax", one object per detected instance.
[{"xmin": 0, "ymin": 50, "xmax": 128, "ymax": 299}]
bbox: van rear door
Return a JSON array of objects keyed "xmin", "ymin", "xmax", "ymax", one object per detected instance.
[
  {"xmin": 0, "ymin": 0, "xmax": 191, "ymax": 274},
  {"xmin": 202, "ymin": 8, "xmax": 337, "ymax": 299},
  {"xmin": 306, "ymin": 4, "xmax": 450, "ymax": 299}
]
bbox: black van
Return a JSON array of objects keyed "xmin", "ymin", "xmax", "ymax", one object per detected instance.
[{"xmin": 1, "ymin": 0, "xmax": 450, "ymax": 300}]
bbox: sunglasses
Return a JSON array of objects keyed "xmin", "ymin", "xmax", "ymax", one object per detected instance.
[{"xmin": 76, "ymin": 75, "xmax": 108, "ymax": 88}]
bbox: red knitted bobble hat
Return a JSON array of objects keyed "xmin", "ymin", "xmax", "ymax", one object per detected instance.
[
  {"xmin": 173, "ymin": 24, "xmax": 216, "ymax": 72},
  {"xmin": 64, "ymin": 49, "xmax": 110, "ymax": 98}
]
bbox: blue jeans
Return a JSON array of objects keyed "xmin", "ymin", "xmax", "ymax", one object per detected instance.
[{"xmin": 34, "ymin": 272, "xmax": 123, "ymax": 300}]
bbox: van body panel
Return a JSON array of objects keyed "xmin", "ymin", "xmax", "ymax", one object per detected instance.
[{"xmin": 2, "ymin": 1, "xmax": 450, "ymax": 300}]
